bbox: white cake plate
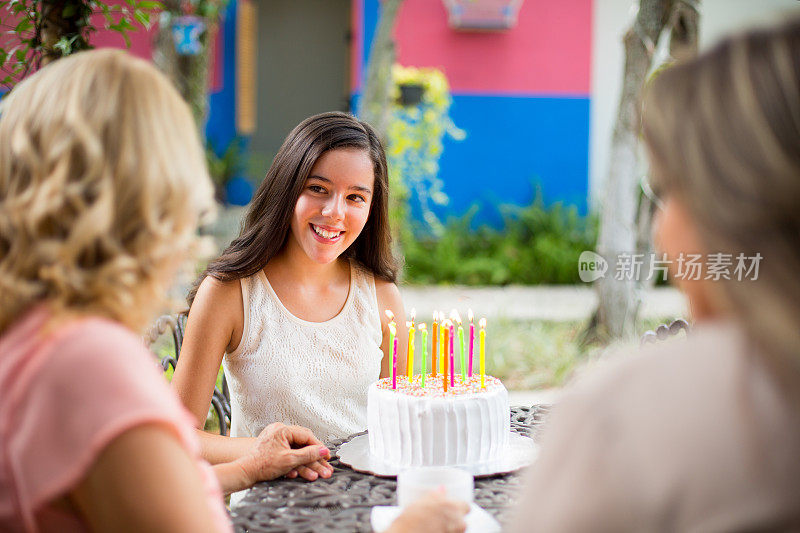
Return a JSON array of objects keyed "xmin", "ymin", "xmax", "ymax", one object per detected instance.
[{"xmin": 336, "ymin": 432, "xmax": 538, "ymax": 478}]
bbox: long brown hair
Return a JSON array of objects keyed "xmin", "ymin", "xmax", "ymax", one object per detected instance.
[
  {"xmin": 642, "ymin": 19, "xmax": 800, "ymax": 362},
  {"xmin": 189, "ymin": 111, "xmax": 397, "ymax": 305}
]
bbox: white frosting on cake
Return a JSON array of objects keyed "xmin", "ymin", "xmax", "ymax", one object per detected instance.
[{"xmin": 367, "ymin": 376, "xmax": 509, "ymax": 467}]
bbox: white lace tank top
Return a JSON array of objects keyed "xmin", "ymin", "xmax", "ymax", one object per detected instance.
[{"xmin": 223, "ymin": 260, "xmax": 383, "ymax": 442}]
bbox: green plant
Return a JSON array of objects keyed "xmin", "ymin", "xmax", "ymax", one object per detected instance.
[
  {"xmin": 387, "ymin": 64, "xmax": 465, "ymax": 240},
  {"xmin": 206, "ymin": 138, "xmax": 245, "ymax": 197},
  {"xmin": 402, "ymin": 192, "xmax": 598, "ymax": 285},
  {"xmin": 0, "ymin": 0, "xmax": 160, "ymax": 90}
]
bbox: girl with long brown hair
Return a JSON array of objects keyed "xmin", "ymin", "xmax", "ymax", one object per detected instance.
[{"xmin": 172, "ymin": 112, "xmax": 409, "ymax": 484}]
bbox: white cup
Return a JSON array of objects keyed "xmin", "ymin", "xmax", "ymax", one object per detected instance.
[{"xmin": 397, "ymin": 467, "xmax": 474, "ymax": 508}]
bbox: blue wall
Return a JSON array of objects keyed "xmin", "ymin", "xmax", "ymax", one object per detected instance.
[
  {"xmin": 432, "ymin": 94, "xmax": 590, "ymax": 226},
  {"xmin": 205, "ymin": 0, "xmax": 238, "ymax": 153}
]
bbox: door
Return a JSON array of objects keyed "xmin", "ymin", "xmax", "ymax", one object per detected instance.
[{"xmin": 253, "ymin": 0, "xmax": 352, "ymax": 166}]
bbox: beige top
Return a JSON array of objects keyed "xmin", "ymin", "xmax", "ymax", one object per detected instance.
[
  {"xmin": 223, "ymin": 260, "xmax": 383, "ymax": 443},
  {"xmin": 509, "ymin": 321, "xmax": 800, "ymax": 532}
]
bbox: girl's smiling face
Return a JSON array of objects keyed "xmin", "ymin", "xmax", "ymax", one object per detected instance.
[{"xmin": 287, "ymin": 148, "xmax": 375, "ymax": 265}]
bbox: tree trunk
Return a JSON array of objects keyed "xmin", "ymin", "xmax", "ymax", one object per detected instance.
[
  {"xmin": 358, "ymin": 0, "xmax": 403, "ymax": 144},
  {"xmin": 594, "ymin": 0, "xmax": 675, "ymax": 340},
  {"xmin": 635, "ymin": 0, "xmax": 700, "ymax": 293},
  {"xmin": 152, "ymin": 2, "xmax": 214, "ymax": 137},
  {"xmin": 38, "ymin": 0, "xmax": 92, "ymax": 67}
]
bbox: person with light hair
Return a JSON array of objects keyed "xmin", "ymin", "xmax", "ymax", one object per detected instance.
[
  {"xmin": 499, "ymin": 18, "xmax": 800, "ymax": 532},
  {"xmin": 0, "ymin": 48, "xmax": 468, "ymax": 533},
  {"xmin": 0, "ymin": 49, "xmax": 334, "ymax": 531}
]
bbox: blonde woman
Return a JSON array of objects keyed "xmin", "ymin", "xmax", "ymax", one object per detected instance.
[
  {"xmin": 0, "ymin": 50, "xmax": 334, "ymax": 531},
  {"xmin": 498, "ymin": 19, "xmax": 800, "ymax": 532}
]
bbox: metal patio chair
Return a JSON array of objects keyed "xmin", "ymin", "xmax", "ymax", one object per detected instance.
[{"xmin": 144, "ymin": 314, "xmax": 232, "ymax": 436}]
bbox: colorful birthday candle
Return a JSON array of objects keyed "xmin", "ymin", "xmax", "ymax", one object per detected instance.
[
  {"xmin": 449, "ymin": 320, "xmax": 455, "ymax": 387},
  {"xmin": 479, "ymin": 317, "xmax": 486, "ymax": 388},
  {"xmin": 441, "ymin": 320, "xmax": 450, "ymax": 392},
  {"xmin": 386, "ymin": 310, "xmax": 396, "ymax": 389},
  {"xmin": 407, "ymin": 308, "xmax": 416, "ymax": 380},
  {"xmin": 419, "ymin": 323, "xmax": 427, "ymax": 388},
  {"xmin": 453, "ymin": 310, "xmax": 466, "ymax": 383},
  {"xmin": 439, "ymin": 311, "xmax": 445, "ymax": 375},
  {"xmin": 468, "ymin": 309, "xmax": 475, "ymax": 378},
  {"xmin": 431, "ymin": 312, "xmax": 438, "ymax": 377},
  {"xmin": 393, "ymin": 336, "xmax": 399, "ymax": 389}
]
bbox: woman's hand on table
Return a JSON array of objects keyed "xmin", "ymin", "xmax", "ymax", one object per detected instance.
[
  {"xmin": 387, "ymin": 491, "xmax": 470, "ymax": 533},
  {"xmin": 234, "ymin": 423, "xmax": 333, "ymax": 484}
]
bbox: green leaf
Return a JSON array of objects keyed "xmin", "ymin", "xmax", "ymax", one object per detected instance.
[
  {"xmin": 53, "ymin": 36, "xmax": 75, "ymax": 55},
  {"xmin": 15, "ymin": 48, "xmax": 25, "ymax": 62},
  {"xmin": 14, "ymin": 17, "xmax": 31, "ymax": 32},
  {"xmin": 134, "ymin": 10, "xmax": 150, "ymax": 28},
  {"xmin": 123, "ymin": 31, "xmax": 131, "ymax": 47},
  {"xmin": 136, "ymin": 0, "xmax": 162, "ymax": 9}
]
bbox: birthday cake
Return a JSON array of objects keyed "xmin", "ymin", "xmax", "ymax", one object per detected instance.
[{"xmin": 367, "ymin": 374, "xmax": 509, "ymax": 468}]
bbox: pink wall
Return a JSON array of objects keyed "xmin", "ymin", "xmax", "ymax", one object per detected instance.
[
  {"xmin": 393, "ymin": 0, "xmax": 591, "ymax": 96},
  {"xmin": 89, "ymin": 13, "xmax": 155, "ymax": 59},
  {"xmin": 90, "ymin": 14, "xmax": 223, "ymax": 91}
]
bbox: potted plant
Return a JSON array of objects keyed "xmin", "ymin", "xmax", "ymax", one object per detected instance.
[
  {"xmin": 206, "ymin": 138, "xmax": 254, "ymax": 205},
  {"xmin": 398, "ymin": 82, "xmax": 424, "ymax": 106}
]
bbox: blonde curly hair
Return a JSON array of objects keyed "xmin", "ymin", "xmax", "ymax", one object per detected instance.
[{"xmin": 0, "ymin": 49, "xmax": 215, "ymax": 333}]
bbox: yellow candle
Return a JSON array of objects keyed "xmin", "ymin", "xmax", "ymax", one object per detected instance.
[
  {"xmin": 439, "ymin": 311, "xmax": 445, "ymax": 375},
  {"xmin": 407, "ymin": 320, "xmax": 415, "ymax": 380},
  {"xmin": 431, "ymin": 312, "xmax": 438, "ymax": 378},
  {"xmin": 479, "ymin": 318, "xmax": 486, "ymax": 388},
  {"xmin": 419, "ymin": 323, "xmax": 427, "ymax": 387},
  {"xmin": 385, "ymin": 310, "xmax": 396, "ymax": 389}
]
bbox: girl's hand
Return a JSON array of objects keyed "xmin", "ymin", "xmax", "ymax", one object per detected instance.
[
  {"xmin": 235, "ymin": 423, "xmax": 333, "ymax": 484},
  {"xmin": 386, "ymin": 492, "xmax": 470, "ymax": 533}
]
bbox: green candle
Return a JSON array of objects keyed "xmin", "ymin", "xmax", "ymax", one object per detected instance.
[
  {"xmin": 385, "ymin": 309, "xmax": 397, "ymax": 389},
  {"xmin": 457, "ymin": 322, "xmax": 466, "ymax": 382}
]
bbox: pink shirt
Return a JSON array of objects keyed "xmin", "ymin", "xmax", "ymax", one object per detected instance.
[{"xmin": 0, "ymin": 307, "xmax": 232, "ymax": 532}]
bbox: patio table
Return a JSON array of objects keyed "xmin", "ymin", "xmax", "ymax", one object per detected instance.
[{"xmin": 230, "ymin": 405, "xmax": 550, "ymax": 532}]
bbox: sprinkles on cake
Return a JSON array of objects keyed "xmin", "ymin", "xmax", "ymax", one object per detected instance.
[{"xmin": 376, "ymin": 374, "xmax": 502, "ymax": 398}]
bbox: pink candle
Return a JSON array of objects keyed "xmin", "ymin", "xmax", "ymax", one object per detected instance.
[
  {"xmin": 449, "ymin": 323, "xmax": 455, "ymax": 387},
  {"xmin": 392, "ymin": 337, "xmax": 398, "ymax": 389},
  {"xmin": 468, "ymin": 310, "xmax": 475, "ymax": 377}
]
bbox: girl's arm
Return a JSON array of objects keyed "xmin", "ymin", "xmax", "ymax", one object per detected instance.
[
  {"xmin": 171, "ymin": 275, "xmax": 248, "ymax": 463},
  {"xmin": 376, "ymin": 280, "xmax": 408, "ymax": 379},
  {"xmin": 172, "ymin": 276, "xmax": 332, "ymax": 481},
  {"xmin": 70, "ymin": 423, "xmax": 227, "ymax": 533}
]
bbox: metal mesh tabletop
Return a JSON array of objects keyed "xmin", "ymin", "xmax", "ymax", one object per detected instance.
[{"xmin": 230, "ymin": 405, "xmax": 549, "ymax": 532}]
